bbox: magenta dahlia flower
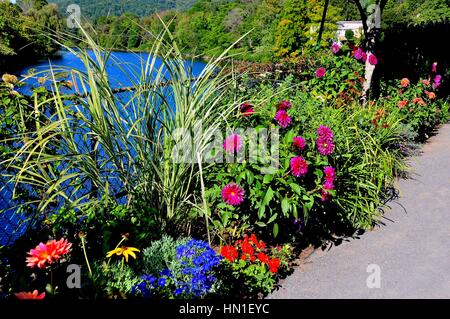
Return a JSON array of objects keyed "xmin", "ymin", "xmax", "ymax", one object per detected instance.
[
  {"xmin": 432, "ymin": 62, "xmax": 437, "ymax": 73},
  {"xmin": 221, "ymin": 183, "xmax": 245, "ymax": 206},
  {"xmin": 353, "ymin": 47, "xmax": 363, "ymax": 60},
  {"xmin": 323, "ymin": 180, "xmax": 335, "ymax": 191},
  {"xmin": 223, "ymin": 134, "xmax": 243, "ymax": 154},
  {"xmin": 292, "ymin": 136, "xmax": 306, "ymax": 151},
  {"xmin": 240, "ymin": 103, "xmax": 254, "ymax": 117},
  {"xmin": 323, "ymin": 166, "xmax": 336, "ymax": 183},
  {"xmin": 361, "ymin": 52, "xmax": 367, "ymax": 62},
  {"xmin": 315, "ymin": 67, "xmax": 326, "ymax": 78},
  {"xmin": 368, "ymin": 53, "xmax": 378, "ymax": 65},
  {"xmin": 316, "ymin": 136, "xmax": 335, "ymax": 156},
  {"xmin": 321, "ymin": 189, "xmax": 332, "ymax": 202},
  {"xmin": 274, "ymin": 110, "xmax": 292, "ymax": 128},
  {"xmin": 433, "ymin": 74, "xmax": 442, "ymax": 89},
  {"xmin": 290, "ymin": 156, "xmax": 308, "ymax": 177},
  {"xmin": 277, "ymin": 100, "xmax": 292, "ymax": 110},
  {"xmin": 317, "ymin": 125, "xmax": 334, "ymax": 140},
  {"xmin": 331, "ymin": 42, "xmax": 341, "ymax": 54}
]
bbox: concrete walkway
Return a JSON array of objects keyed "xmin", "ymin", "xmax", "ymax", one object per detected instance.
[{"xmin": 270, "ymin": 124, "xmax": 450, "ymax": 299}]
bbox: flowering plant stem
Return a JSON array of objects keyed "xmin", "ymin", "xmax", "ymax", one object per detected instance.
[
  {"xmin": 80, "ymin": 235, "xmax": 93, "ymax": 277},
  {"xmin": 197, "ymin": 152, "xmax": 211, "ymax": 245}
]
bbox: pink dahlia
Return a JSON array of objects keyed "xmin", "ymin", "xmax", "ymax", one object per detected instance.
[
  {"xmin": 274, "ymin": 110, "xmax": 292, "ymax": 128},
  {"xmin": 316, "ymin": 136, "xmax": 335, "ymax": 156},
  {"xmin": 277, "ymin": 100, "xmax": 292, "ymax": 110},
  {"xmin": 221, "ymin": 183, "xmax": 245, "ymax": 206},
  {"xmin": 422, "ymin": 79, "xmax": 430, "ymax": 86},
  {"xmin": 26, "ymin": 238, "xmax": 72, "ymax": 269},
  {"xmin": 290, "ymin": 156, "xmax": 308, "ymax": 177},
  {"xmin": 240, "ymin": 102, "xmax": 254, "ymax": 117},
  {"xmin": 321, "ymin": 189, "xmax": 332, "ymax": 202},
  {"xmin": 323, "ymin": 180, "xmax": 335, "ymax": 191},
  {"xmin": 331, "ymin": 42, "xmax": 341, "ymax": 54},
  {"xmin": 223, "ymin": 134, "xmax": 243, "ymax": 154},
  {"xmin": 292, "ymin": 136, "xmax": 306, "ymax": 151},
  {"xmin": 353, "ymin": 47, "xmax": 363, "ymax": 60},
  {"xmin": 323, "ymin": 166, "xmax": 336, "ymax": 183},
  {"xmin": 368, "ymin": 53, "xmax": 378, "ymax": 65},
  {"xmin": 432, "ymin": 62, "xmax": 437, "ymax": 73},
  {"xmin": 317, "ymin": 125, "xmax": 334, "ymax": 140},
  {"xmin": 433, "ymin": 74, "xmax": 442, "ymax": 89},
  {"xmin": 316, "ymin": 67, "xmax": 326, "ymax": 78},
  {"xmin": 361, "ymin": 52, "xmax": 367, "ymax": 62}
]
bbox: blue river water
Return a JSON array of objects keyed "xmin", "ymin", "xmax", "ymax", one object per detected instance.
[{"xmin": 0, "ymin": 50, "xmax": 207, "ymax": 245}]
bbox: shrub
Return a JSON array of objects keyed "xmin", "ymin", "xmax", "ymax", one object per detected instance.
[
  {"xmin": 203, "ymin": 76, "xmax": 405, "ymax": 239},
  {"xmin": 91, "ymin": 261, "xmax": 141, "ymax": 298},
  {"xmin": 141, "ymin": 235, "xmax": 189, "ymax": 275}
]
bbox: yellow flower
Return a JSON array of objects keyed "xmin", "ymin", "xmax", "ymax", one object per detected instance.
[
  {"xmin": 2, "ymin": 73, "xmax": 18, "ymax": 84},
  {"xmin": 106, "ymin": 246, "xmax": 140, "ymax": 262}
]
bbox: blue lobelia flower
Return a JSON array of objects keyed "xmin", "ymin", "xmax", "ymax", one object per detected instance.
[
  {"xmin": 158, "ymin": 277, "xmax": 167, "ymax": 287},
  {"xmin": 160, "ymin": 269, "xmax": 172, "ymax": 277}
]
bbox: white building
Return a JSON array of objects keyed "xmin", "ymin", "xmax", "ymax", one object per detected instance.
[{"xmin": 336, "ymin": 21, "xmax": 364, "ymax": 42}]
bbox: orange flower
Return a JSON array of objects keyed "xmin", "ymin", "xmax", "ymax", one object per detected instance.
[
  {"xmin": 26, "ymin": 238, "xmax": 72, "ymax": 269},
  {"xmin": 401, "ymin": 78, "xmax": 410, "ymax": 88},
  {"xmin": 425, "ymin": 91, "xmax": 436, "ymax": 100},
  {"xmin": 398, "ymin": 100, "xmax": 408, "ymax": 109},
  {"xmin": 422, "ymin": 79, "xmax": 430, "ymax": 86},
  {"xmin": 15, "ymin": 290, "xmax": 46, "ymax": 300},
  {"xmin": 412, "ymin": 97, "xmax": 426, "ymax": 106}
]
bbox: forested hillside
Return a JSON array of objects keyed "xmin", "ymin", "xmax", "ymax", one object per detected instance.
[
  {"xmin": 49, "ymin": 0, "xmax": 198, "ymax": 19},
  {"xmin": 88, "ymin": 0, "xmax": 350, "ymax": 61},
  {"xmin": 0, "ymin": 0, "xmax": 62, "ymax": 72}
]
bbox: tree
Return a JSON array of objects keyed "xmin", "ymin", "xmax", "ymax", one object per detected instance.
[{"xmin": 274, "ymin": 0, "xmax": 309, "ymax": 59}]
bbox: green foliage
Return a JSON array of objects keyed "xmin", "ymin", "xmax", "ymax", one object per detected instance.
[
  {"xmin": 0, "ymin": 1, "xmax": 62, "ymax": 70},
  {"xmin": 91, "ymin": 260, "xmax": 141, "ymax": 298},
  {"xmin": 383, "ymin": 0, "xmax": 450, "ymax": 27},
  {"xmin": 87, "ymin": 0, "xmax": 343, "ymax": 61},
  {"xmin": 50, "ymin": 0, "xmax": 197, "ymax": 20},
  {"xmin": 5, "ymin": 24, "xmax": 243, "ymax": 243},
  {"xmin": 141, "ymin": 235, "xmax": 189, "ymax": 274}
]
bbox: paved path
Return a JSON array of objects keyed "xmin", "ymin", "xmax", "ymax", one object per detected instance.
[{"xmin": 270, "ymin": 124, "xmax": 450, "ymax": 299}]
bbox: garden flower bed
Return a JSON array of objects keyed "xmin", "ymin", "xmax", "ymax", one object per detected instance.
[{"xmin": 0, "ymin": 31, "xmax": 448, "ymax": 300}]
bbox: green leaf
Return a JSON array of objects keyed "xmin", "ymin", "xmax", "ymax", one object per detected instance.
[
  {"xmin": 262, "ymin": 187, "xmax": 274, "ymax": 205},
  {"xmin": 255, "ymin": 221, "xmax": 267, "ymax": 227},
  {"xmin": 273, "ymin": 223, "xmax": 279, "ymax": 237},
  {"xmin": 290, "ymin": 183, "xmax": 302, "ymax": 195},
  {"xmin": 267, "ymin": 213, "xmax": 278, "ymax": 224},
  {"xmin": 263, "ymin": 174, "xmax": 274, "ymax": 184},
  {"xmin": 292, "ymin": 205, "xmax": 298, "ymax": 219},
  {"xmin": 281, "ymin": 197, "xmax": 290, "ymax": 215}
]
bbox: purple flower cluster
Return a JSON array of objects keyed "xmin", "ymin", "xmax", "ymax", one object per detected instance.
[
  {"xmin": 316, "ymin": 125, "xmax": 335, "ymax": 156},
  {"xmin": 321, "ymin": 166, "xmax": 337, "ymax": 202}
]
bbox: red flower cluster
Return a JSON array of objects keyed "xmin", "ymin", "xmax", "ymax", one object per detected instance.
[{"xmin": 220, "ymin": 234, "xmax": 281, "ymax": 273}]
